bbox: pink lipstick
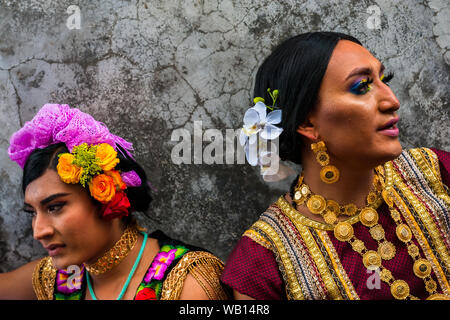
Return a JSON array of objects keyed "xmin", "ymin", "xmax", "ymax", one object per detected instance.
[
  {"xmin": 44, "ymin": 243, "xmax": 66, "ymax": 257},
  {"xmin": 378, "ymin": 118, "xmax": 399, "ymax": 137}
]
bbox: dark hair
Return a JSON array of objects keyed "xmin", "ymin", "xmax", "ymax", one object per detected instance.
[
  {"xmin": 253, "ymin": 32, "xmax": 362, "ymax": 164},
  {"xmin": 22, "ymin": 142, "xmax": 152, "ymax": 221}
]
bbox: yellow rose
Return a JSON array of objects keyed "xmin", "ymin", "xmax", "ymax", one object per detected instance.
[
  {"xmin": 57, "ymin": 153, "xmax": 83, "ymax": 184},
  {"xmin": 89, "ymin": 174, "xmax": 116, "ymax": 203},
  {"xmin": 95, "ymin": 143, "xmax": 120, "ymax": 171}
]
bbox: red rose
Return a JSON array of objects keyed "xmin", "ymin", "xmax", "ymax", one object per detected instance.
[
  {"xmin": 135, "ymin": 287, "xmax": 157, "ymax": 300},
  {"xmin": 100, "ymin": 191, "xmax": 131, "ymax": 220}
]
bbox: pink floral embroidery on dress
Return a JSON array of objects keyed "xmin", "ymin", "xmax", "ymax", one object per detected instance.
[{"xmin": 144, "ymin": 249, "xmax": 177, "ymax": 282}]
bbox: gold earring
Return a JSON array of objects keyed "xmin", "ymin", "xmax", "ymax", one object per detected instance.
[{"xmin": 311, "ymin": 141, "xmax": 339, "ymax": 184}]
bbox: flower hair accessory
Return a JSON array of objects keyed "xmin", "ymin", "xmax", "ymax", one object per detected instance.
[
  {"xmin": 120, "ymin": 171, "xmax": 142, "ymax": 187},
  {"xmin": 8, "ymin": 104, "xmax": 144, "ymax": 220},
  {"xmin": 239, "ymin": 89, "xmax": 295, "ymax": 182},
  {"xmin": 56, "ymin": 142, "xmax": 130, "ymax": 218}
]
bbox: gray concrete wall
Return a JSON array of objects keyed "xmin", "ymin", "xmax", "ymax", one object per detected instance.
[{"xmin": 0, "ymin": 0, "xmax": 448, "ymax": 272}]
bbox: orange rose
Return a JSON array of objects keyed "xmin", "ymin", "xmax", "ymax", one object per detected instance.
[
  {"xmin": 89, "ymin": 174, "xmax": 116, "ymax": 203},
  {"xmin": 95, "ymin": 143, "xmax": 119, "ymax": 171},
  {"xmin": 57, "ymin": 153, "xmax": 83, "ymax": 184},
  {"xmin": 105, "ymin": 170, "xmax": 126, "ymax": 190}
]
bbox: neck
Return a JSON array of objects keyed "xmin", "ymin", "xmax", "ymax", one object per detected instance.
[
  {"xmin": 301, "ymin": 150, "xmax": 375, "ymax": 208},
  {"xmin": 86, "ymin": 226, "xmax": 143, "ymax": 299},
  {"xmin": 89, "ymin": 234, "xmax": 142, "ymax": 279}
]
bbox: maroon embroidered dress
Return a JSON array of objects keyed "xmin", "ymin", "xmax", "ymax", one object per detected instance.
[{"xmin": 221, "ymin": 148, "xmax": 450, "ymax": 300}]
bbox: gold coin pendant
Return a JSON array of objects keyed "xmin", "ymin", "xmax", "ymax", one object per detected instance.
[
  {"xmin": 344, "ymin": 203, "xmax": 357, "ymax": 216},
  {"xmin": 378, "ymin": 241, "xmax": 396, "ymax": 260},
  {"xmin": 320, "ymin": 165, "xmax": 339, "ymax": 184},
  {"xmin": 391, "ymin": 280, "xmax": 410, "ymax": 300},
  {"xmin": 326, "ymin": 200, "xmax": 339, "ymax": 214},
  {"xmin": 334, "ymin": 222, "xmax": 354, "ymax": 242},
  {"xmin": 396, "ymin": 224, "xmax": 412, "ymax": 243},
  {"xmin": 413, "ymin": 259, "xmax": 431, "ymax": 278},
  {"xmin": 363, "ymin": 250, "xmax": 382, "ymax": 269},
  {"xmin": 301, "ymin": 185, "xmax": 310, "ymax": 196},
  {"xmin": 425, "ymin": 279, "xmax": 437, "ymax": 293},
  {"xmin": 369, "ymin": 224, "xmax": 385, "ymax": 241},
  {"xmin": 316, "ymin": 151, "xmax": 329, "ymax": 166},
  {"xmin": 351, "ymin": 239, "xmax": 365, "ymax": 253},
  {"xmin": 307, "ymin": 195, "xmax": 326, "ymax": 214},
  {"xmin": 359, "ymin": 207, "xmax": 379, "ymax": 227},
  {"xmin": 407, "ymin": 244, "xmax": 420, "ymax": 258},
  {"xmin": 323, "ymin": 211, "xmax": 338, "ymax": 225}
]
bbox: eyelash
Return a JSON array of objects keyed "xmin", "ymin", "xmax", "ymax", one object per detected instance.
[
  {"xmin": 352, "ymin": 72, "xmax": 394, "ymax": 95},
  {"xmin": 23, "ymin": 209, "xmax": 36, "ymax": 217},
  {"xmin": 23, "ymin": 203, "xmax": 65, "ymax": 217},
  {"xmin": 48, "ymin": 203, "xmax": 64, "ymax": 213}
]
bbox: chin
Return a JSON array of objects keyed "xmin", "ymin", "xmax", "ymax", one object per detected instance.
[
  {"xmin": 51, "ymin": 256, "xmax": 82, "ymax": 270},
  {"xmin": 50, "ymin": 257, "xmax": 68, "ymax": 270},
  {"xmin": 377, "ymin": 140, "xmax": 403, "ymax": 164}
]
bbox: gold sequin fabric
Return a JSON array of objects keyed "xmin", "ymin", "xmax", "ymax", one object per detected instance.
[
  {"xmin": 160, "ymin": 251, "xmax": 229, "ymax": 300},
  {"xmin": 32, "ymin": 256, "xmax": 57, "ymax": 300}
]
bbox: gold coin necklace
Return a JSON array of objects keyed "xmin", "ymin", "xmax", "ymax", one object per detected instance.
[
  {"xmin": 376, "ymin": 163, "xmax": 449, "ymax": 300},
  {"xmin": 293, "ymin": 166, "xmax": 448, "ymax": 300},
  {"xmin": 293, "ymin": 171, "xmax": 397, "ymax": 262}
]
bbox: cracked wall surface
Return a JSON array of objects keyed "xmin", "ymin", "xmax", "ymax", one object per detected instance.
[{"xmin": 0, "ymin": 0, "xmax": 449, "ymax": 272}]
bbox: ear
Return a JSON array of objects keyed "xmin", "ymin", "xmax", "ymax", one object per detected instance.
[{"xmin": 296, "ymin": 113, "xmax": 319, "ymax": 141}]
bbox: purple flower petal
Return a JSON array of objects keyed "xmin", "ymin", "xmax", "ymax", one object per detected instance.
[{"xmin": 121, "ymin": 171, "xmax": 142, "ymax": 187}]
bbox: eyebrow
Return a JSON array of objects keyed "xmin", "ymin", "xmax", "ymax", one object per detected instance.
[
  {"xmin": 23, "ymin": 192, "xmax": 71, "ymax": 208},
  {"xmin": 345, "ymin": 63, "xmax": 385, "ymax": 81}
]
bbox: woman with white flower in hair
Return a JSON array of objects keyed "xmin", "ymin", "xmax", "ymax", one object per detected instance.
[
  {"xmin": 240, "ymin": 89, "xmax": 292, "ymax": 181},
  {"xmin": 0, "ymin": 104, "xmax": 229, "ymax": 300},
  {"xmin": 222, "ymin": 31, "xmax": 450, "ymax": 300}
]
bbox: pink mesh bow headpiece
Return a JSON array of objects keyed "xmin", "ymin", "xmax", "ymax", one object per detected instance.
[{"xmin": 8, "ymin": 104, "xmax": 135, "ymax": 169}]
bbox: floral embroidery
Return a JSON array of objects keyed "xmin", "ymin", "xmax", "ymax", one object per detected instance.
[
  {"xmin": 135, "ymin": 244, "xmax": 190, "ymax": 300},
  {"xmin": 144, "ymin": 249, "xmax": 176, "ymax": 282},
  {"xmin": 135, "ymin": 286, "xmax": 157, "ymax": 300},
  {"xmin": 51, "ymin": 237, "xmax": 192, "ymax": 300},
  {"xmin": 54, "ymin": 266, "xmax": 84, "ymax": 300}
]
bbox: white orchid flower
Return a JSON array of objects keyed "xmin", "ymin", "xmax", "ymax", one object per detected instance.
[{"xmin": 239, "ymin": 101, "xmax": 283, "ymax": 166}]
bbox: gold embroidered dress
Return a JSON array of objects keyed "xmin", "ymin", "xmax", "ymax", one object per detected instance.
[
  {"xmin": 222, "ymin": 148, "xmax": 450, "ymax": 299},
  {"xmin": 33, "ymin": 230, "xmax": 228, "ymax": 300}
]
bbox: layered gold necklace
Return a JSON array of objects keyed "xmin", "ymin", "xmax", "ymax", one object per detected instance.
[{"xmin": 293, "ymin": 165, "xmax": 447, "ymax": 300}]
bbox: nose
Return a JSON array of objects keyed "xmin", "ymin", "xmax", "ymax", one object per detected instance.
[
  {"xmin": 32, "ymin": 212, "xmax": 54, "ymax": 241},
  {"xmin": 377, "ymin": 81, "xmax": 400, "ymax": 113}
]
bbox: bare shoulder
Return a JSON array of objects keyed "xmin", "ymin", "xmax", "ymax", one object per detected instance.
[
  {"xmin": 178, "ymin": 272, "xmax": 211, "ymax": 300},
  {"xmin": 0, "ymin": 258, "xmax": 43, "ymax": 300}
]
